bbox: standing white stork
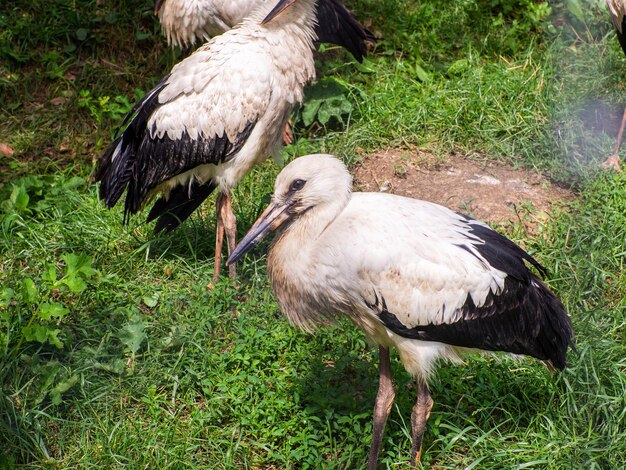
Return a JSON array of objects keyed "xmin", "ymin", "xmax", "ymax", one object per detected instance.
[
  {"xmin": 94, "ymin": 0, "xmax": 329, "ymax": 280},
  {"xmin": 154, "ymin": 0, "xmax": 375, "ymax": 62},
  {"xmin": 227, "ymin": 154, "xmax": 574, "ymax": 468},
  {"xmin": 603, "ymin": 0, "xmax": 626, "ymax": 171}
]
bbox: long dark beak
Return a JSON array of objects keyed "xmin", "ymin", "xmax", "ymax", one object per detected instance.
[
  {"xmin": 154, "ymin": 0, "xmax": 165, "ymax": 14},
  {"xmin": 227, "ymin": 201, "xmax": 292, "ymax": 266},
  {"xmin": 262, "ymin": 0, "xmax": 297, "ymax": 25}
]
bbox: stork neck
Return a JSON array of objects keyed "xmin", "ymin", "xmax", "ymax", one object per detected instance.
[{"xmin": 245, "ymin": 0, "xmax": 318, "ymax": 43}]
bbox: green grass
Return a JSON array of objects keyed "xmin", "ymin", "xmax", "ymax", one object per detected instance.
[{"xmin": 2, "ymin": 0, "xmax": 626, "ymax": 468}]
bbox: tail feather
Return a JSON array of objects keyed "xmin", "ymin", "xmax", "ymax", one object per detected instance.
[
  {"xmin": 315, "ymin": 0, "xmax": 376, "ymax": 62},
  {"xmin": 147, "ymin": 180, "xmax": 218, "ymax": 233},
  {"xmin": 93, "ymin": 76, "xmax": 170, "ymax": 212},
  {"xmin": 532, "ymin": 279, "xmax": 575, "ymax": 370},
  {"xmin": 379, "ymin": 274, "xmax": 574, "ymax": 370}
]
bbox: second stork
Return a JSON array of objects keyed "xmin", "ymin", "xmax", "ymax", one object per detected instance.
[{"xmin": 95, "ymin": 0, "xmax": 335, "ymax": 279}]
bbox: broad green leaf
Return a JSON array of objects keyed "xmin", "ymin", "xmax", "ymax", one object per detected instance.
[
  {"xmin": 62, "ymin": 253, "xmax": 97, "ymax": 278},
  {"xmin": 37, "ymin": 302, "xmax": 70, "ymax": 320},
  {"xmin": 142, "ymin": 292, "xmax": 159, "ymax": 308},
  {"xmin": 0, "ymin": 287, "xmax": 14, "ymax": 308},
  {"xmin": 22, "ymin": 325, "xmax": 63, "ymax": 348},
  {"xmin": 22, "ymin": 325, "xmax": 49, "ymax": 343},
  {"xmin": 318, "ymin": 97, "xmax": 353, "ymax": 125},
  {"xmin": 414, "ymin": 62, "xmax": 430, "ymax": 82},
  {"xmin": 62, "ymin": 276, "xmax": 87, "ymax": 294},
  {"xmin": 301, "ymin": 77, "xmax": 353, "ymax": 127},
  {"xmin": 46, "ymin": 328, "xmax": 64, "ymax": 348},
  {"xmin": 301, "ymin": 100, "xmax": 323, "ymax": 127},
  {"xmin": 10, "ymin": 185, "xmax": 29, "ymax": 212},
  {"xmin": 21, "ymin": 278, "xmax": 38, "ymax": 304},
  {"xmin": 41, "ymin": 264, "xmax": 57, "ymax": 283},
  {"xmin": 60, "ymin": 253, "xmax": 98, "ymax": 293},
  {"xmin": 119, "ymin": 316, "xmax": 147, "ymax": 354},
  {"xmin": 50, "ymin": 374, "xmax": 79, "ymax": 405}
]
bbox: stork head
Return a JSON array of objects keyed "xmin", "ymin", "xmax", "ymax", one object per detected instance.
[{"xmin": 227, "ymin": 154, "xmax": 352, "ymax": 265}]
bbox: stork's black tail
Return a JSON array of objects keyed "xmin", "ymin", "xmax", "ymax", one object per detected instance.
[
  {"xmin": 93, "ymin": 76, "xmax": 170, "ymax": 211},
  {"xmin": 377, "ymin": 218, "xmax": 575, "ymax": 370},
  {"xmin": 314, "ymin": 0, "xmax": 377, "ymax": 62},
  {"xmin": 147, "ymin": 180, "xmax": 218, "ymax": 233}
]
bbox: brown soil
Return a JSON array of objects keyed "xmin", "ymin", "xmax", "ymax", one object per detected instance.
[{"xmin": 353, "ymin": 148, "xmax": 575, "ymax": 228}]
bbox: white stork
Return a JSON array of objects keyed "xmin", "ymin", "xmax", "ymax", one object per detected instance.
[
  {"xmin": 94, "ymin": 0, "xmax": 330, "ymax": 280},
  {"xmin": 227, "ymin": 154, "xmax": 574, "ymax": 468},
  {"xmin": 154, "ymin": 0, "xmax": 375, "ymax": 62},
  {"xmin": 604, "ymin": 0, "xmax": 626, "ymax": 171}
]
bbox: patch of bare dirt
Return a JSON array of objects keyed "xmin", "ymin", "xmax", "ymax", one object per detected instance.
[{"xmin": 353, "ymin": 148, "xmax": 575, "ymax": 227}]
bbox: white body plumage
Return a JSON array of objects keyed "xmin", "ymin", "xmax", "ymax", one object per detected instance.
[
  {"xmin": 148, "ymin": 7, "xmax": 316, "ymax": 195},
  {"xmin": 156, "ymin": 0, "xmax": 251, "ymax": 47},
  {"xmin": 269, "ymin": 192, "xmax": 505, "ymax": 378},
  {"xmin": 230, "ymin": 154, "xmax": 573, "ymax": 380},
  {"xmin": 270, "ymin": 165, "xmax": 552, "ymax": 378}
]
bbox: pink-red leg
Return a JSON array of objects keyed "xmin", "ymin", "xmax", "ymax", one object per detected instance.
[
  {"xmin": 602, "ymin": 105, "xmax": 626, "ymax": 172},
  {"xmin": 283, "ymin": 120, "xmax": 293, "ymax": 145},
  {"xmin": 221, "ymin": 191, "xmax": 237, "ymax": 278},
  {"xmin": 213, "ymin": 192, "xmax": 237, "ymax": 281},
  {"xmin": 213, "ymin": 194, "xmax": 226, "ymax": 282},
  {"xmin": 367, "ymin": 345, "xmax": 395, "ymax": 470},
  {"xmin": 410, "ymin": 380, "xmax": 433, "ymax": 466}
]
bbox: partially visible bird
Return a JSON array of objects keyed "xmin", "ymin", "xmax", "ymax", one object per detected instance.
[
  {"xmin": 228, "ymin": 154, "xmax": 574, "ymax": 468},
  {"xmin": 95, "ymin": 0, "xmax": 325, "ymax": 280},
  {"xmin": 603, "ymin": 0, "xmax": 626, "ymax": 171},
  {"xmin": 154, "ymin": 0, "xmax": 375, "ymax": 62}
]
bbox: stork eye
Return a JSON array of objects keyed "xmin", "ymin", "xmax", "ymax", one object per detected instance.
[{"xmin": 289, "ymin": 179, "xmax": 306, "ymax": 192}]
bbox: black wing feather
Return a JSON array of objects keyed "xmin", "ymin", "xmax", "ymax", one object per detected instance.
[
  {"xmin": 461, "ymin": 217, "xmax": 548, "ymax": 279},
  {"xmin": 375, "ymin": 220, "xmax": 573, "ymax": 369},
  {"xmin": 378, "ymin": 275, "xmax": 573, "ymax": 370},
  {"xmin": 124, "ymin": 121, "xmax": 255, "ymax": 216},
  {"xmin": 147, "ymin": 180, "xmax": 218, "ymax": 233},
  {"xmin": 314, "ymin": 0, "xmax": 376, "ymax": 62},
  {"xmin": 94, "ymin": 75, "xmax": 171, "ymax": 208},
  {"xmin": 94, "ymin": 74, "xmax": 256, "ymax": 229},
  {"xmin": 618, "ymin": 16, "xmax": 626, "ymax": 56}
]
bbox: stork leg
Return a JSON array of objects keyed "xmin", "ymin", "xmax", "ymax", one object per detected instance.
[
  {"xmin": 602, "ymin": 105, "xmax": 626, "ymax": 172},
  {"xmin": 221, "ymin": 192, "xmax": 238, "ymax": 279},
  {"xmin": 367, "ymin": 345, "xmax": 395, "ymax": 470},
  {"xmin": 213, "ymin": 192, "xmax": 237, "ymax": 281},
  {"xmin": 283, "ymin": 119, "xmax": 293, "ymax": 145},
  {"xmin": 410, "ymin": 380, "xmax": 433, "ymax": 466}
]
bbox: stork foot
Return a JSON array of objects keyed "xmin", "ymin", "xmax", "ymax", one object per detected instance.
[{"xmin": 602, "ymin": 154, "xmax": 622, "ymax": 173}]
